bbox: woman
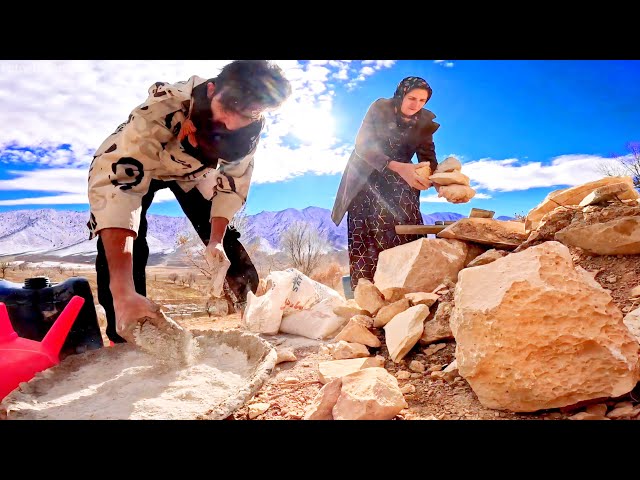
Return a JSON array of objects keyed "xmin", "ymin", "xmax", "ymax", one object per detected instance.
[{"xmin": 331, "ymin": 76, "xmax": 440, "ymax": 290}]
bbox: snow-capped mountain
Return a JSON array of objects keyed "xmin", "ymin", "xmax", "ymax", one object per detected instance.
[
  {"xmin": 0, "ymin": 207, "xmax": 509, "ymax": 262},
  {"xmin": 0, "ymin": 209, "xmax": 191, "ymax": 259}
]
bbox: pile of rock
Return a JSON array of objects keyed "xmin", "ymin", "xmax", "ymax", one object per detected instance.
[
  {"xmin": 303, "ymin": 279, "xmax": 454, "ymax": 420},
  {"xmin": 252, "ymin": 176, "xmax": 640, "ymax": 420},
  {"xmin": 517, "ymin": 176, "xmax": 640, "ymax": 255},
  {"xmin": 303, "ymin": 182, "xmax": 640, "ymax": 417}
]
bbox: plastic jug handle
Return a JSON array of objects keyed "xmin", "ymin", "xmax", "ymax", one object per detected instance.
[
  {"xmin": 0, "ymin": 303, "xmax": 18, "ymax": 343},
  {"xmin": 41, "ymin": 296, "xmax": 85, "ymax": 357}
]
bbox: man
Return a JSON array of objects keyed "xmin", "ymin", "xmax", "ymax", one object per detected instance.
[{"xmin": 87, "ymin": 60, "xmax": 292, "ymax": 343}]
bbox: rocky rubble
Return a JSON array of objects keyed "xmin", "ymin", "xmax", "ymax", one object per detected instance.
[{"xmin": 229, "ymin": 176, "xmax": 640, "ymax": 420}]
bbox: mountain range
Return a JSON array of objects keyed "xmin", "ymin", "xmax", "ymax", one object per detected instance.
[{"xmin": 0, "ymin": 207, "xmax": 512, "ymax": 263}]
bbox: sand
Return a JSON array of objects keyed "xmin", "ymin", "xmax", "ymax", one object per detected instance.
[{"xmin": 1, "ymin": 329, "xmax": 277, "ymax": 420}]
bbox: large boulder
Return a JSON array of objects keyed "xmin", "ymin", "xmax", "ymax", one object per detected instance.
[
  {"xmin": 450, "ymin": 241, "xmax": 640, "ymax": 412},
  {"xmin": 374, "ymin": 238, "xmax": 467, "ymax": 293}
]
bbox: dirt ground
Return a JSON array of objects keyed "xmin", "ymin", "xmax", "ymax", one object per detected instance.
[
  {"xmin": 2, "ymin": 266, "xmax": 215, "ymax": 320},
  {"xmin": 3, "ymin": 250, "xmax": 640, "ymax": 421},
  {"xmin": 180, "ymin": 248, "xmax": 640, "ymax": 421}
]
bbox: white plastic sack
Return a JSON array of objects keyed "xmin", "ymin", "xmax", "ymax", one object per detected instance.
[
  {"xmin": 242, "ymin": 268, "xmax": 347, "ymax": 338},
  {"xmin": 281, "ymin": 268, "xmax": 345, "ymax": 315},
  {"xmin": 279, "ymin": 298, "xmax": 349, "ymax": 340},
  {"xmin": 242, "ymin": 270, "xmax": 296, "ymax": 335}
]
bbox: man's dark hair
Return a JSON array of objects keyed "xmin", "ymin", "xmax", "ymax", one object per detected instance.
[{"xmin": 213, "ymin": 60, "xmax": 292, "ymax": 115}]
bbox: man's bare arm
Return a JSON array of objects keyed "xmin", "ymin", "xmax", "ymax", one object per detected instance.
[
  {"xmin": 99, "ymin": 227, "xmax": 160, "ymax": 339},
  {"xmin": 99, "ymin": 227, "xmax": 136, "ymax": 298},
  {"xmin": 210, "ymin": 216, "xmax": 229, "ymax": 245}
]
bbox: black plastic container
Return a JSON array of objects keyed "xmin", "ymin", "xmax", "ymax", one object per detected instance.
[{"xmin": 0, "ymin": 276, "xmax": 104, "ymax": 359}]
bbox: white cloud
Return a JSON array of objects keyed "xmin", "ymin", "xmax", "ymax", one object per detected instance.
[
  {"xmin": 0, "ymin": 60, "xmax": 396, "ymax": 204},
  {"xmin": 0, "ymin": 146, "xmax": 91, "ymax": 167},
  {"xmin": 362, "ymin": 60, "xmax": 396, "ymax": 69},
  {"xmin": 346, "ymin": 61, "xmax": 397, "ymax": 91},
  {"xmin": 253, "ymin": 143, "xmax": 352, "ymax": 183},
  {"xmin": 420, "ymin": 192, "xmax": 491, "ymax": 203},
  {"xmin": 0, "ymin": 194, "xmax": 89, "ymax": 206},
  {"xmin": 0, "ymin": 169, "xmax": 176, "ymax": 205},
  {"xmin": 463, "ymin": 154, "xmax": 607, "ymax": 191},
  {"xmin": 332, "ymin": 68, "xmax": 349, "ymax": 80},
  {"xmin": 359, "ymin": 66, "xmax": 376, "ymax": 76},
  {"xmin": 416, "ymin": 152, "xmax": 616, "ymax": 200},
  {"xmin": 434, "ymin": 60, "xmax": 455, "ymax": 68},
  {"xmin": 420, "ymin": 194, "xmax": 448, "ymax": 203},
  {"xmin": 0, "ymin": 169, "xmax": 87, "ymax": 193}
]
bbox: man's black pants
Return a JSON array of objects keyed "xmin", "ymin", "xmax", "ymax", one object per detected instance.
[{"xmin": 96, "ymin": 179, "xmax": 258, "ymax": 343}]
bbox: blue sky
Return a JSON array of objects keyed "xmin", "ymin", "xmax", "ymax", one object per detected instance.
[{"xmin": 0, "ymin": 60, "xmax": 638, "ymax": 220}]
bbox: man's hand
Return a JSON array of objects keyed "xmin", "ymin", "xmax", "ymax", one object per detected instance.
[
  {"xmin": 100, "ymin": 227, "xmax": 163, "ymax": 342},
  {"xmin": 387, "ymin": 161, "xmax": 432, "ymax": 190},
  {"xmin": 205, "ymin": 242, "xmax": 231, "ymax": 297},
  {"xmin": 205, "ymin": 241, "xmax": 228, "ymax": 264},
  {"xmin": 113, "ymin": 291, "xmax": 162, "ymax": 342}
]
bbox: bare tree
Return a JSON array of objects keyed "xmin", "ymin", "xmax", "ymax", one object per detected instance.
[
  {"xmin": 513, "ymin": 212, "xmax": 527, "ymax": 222},
  {"xmin": 176, "ymin": 229, "xmax": 238, "ymax": 311},
  {"xmin": 176, "ymin": 230, "xmax": 212, "ymax": 280},
  {"xmin": 265, "ymin": 253, "xmax": 287, "ymax": 275},
  {"xmin": 175, "ymin": 209, "xmax": 259, "ymax": 313},
  {"xmin": 168, "ymin": 272, "xmax": 178, "ymax": 284},
  {"xmin": 176, "ymin": 202, "xmax": 256, "ymax": 275},
  {"xmin": 279, "ymin": 221, "xmax": 330, "ymax": 276},
  {"xmin": 229, "ymin": 203, "xmax": 253, "ymax": 238},
  {"xmin": 248, "ymin": 249, "xmax": 286, "ymax": 278},
  {"xmin": 0, "ymin": 261, "xmax": 13, "ymax": 278},
  {"xmin": 185, "ymin": 271, "xmax": 197, "ymax": 287},
  {"xmin": 596, "ymin": 142, "xmax": 640, "ymax": 189}
]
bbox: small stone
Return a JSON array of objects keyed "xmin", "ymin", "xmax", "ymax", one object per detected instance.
[
  {"xmin": 248, "ymin": 402, "xmax": 270, "ymax": 419},
  {"xmin": 585, "ymin": 404, "xmax": 608, "ymax": 416},
  {"xmin": 275, "ymin": 349, "xmax": 297, "ymax": 365},
  {"xmin": 409, "ymin": 361, "xmax": 426, "ymax": 373},
  {"xmin": 400, "ymin": 384, "xmax": 416, "ymax": 394}
]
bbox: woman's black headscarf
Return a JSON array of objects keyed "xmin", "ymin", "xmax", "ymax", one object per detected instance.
[
  {"xmin": 386, "ymin": 76, "xmax": 433, "ymax": 156},
  {"xmin": 392, "ymin": 76, "xmax": 432, "ymax": 128}
]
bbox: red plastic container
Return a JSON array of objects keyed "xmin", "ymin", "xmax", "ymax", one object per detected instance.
[{"xmin": 0, "ymin": 296, "xmax": 85, "ymax": 402}]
